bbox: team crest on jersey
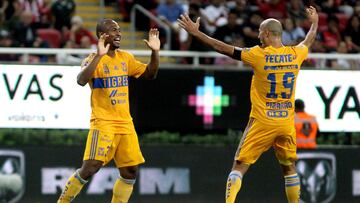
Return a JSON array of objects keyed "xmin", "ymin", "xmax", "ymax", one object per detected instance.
[
  {"xmin": 103, "ymin": 64, "xmax": 110, "ymax": 74},
  {"xmin": 121, "ymin": 62, "xmax": 127, "ymax": 72},
  {"xmin": 98, "ymin": 147, "xmax": 105, "ymax": 156}
]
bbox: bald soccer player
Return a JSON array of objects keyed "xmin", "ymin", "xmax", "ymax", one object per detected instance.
[
  {"xmin": 178, "ymin": 6, "xmax": 318, "ymax": 203},
  {"xmin": 57, "ymin": 19, "xmax": 160, "ymax": 203}
]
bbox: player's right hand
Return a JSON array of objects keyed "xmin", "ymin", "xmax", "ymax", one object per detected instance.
[{"xmin": 97, "ymin": 33, "xmax": 110, "ymax": 56}]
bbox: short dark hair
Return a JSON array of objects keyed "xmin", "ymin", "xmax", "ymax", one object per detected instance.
[
  {"xmin": 96, "ymin": 18, "xmax": 114, "ymax": 38},
  {"xmin": 189, "ymin": 3, "xmax": 200, "ymax": 12},
  {"xmin": 295, "ymin": 99, "xmax": 305, "ymax": 111}
]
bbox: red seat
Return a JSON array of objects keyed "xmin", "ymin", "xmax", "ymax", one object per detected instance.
[
  {"xmin": 37, "ymin": 28, "xmax": 62, "ymax": 48},
  {"xmin": 317, "ymin": 12, "xmax": 328, "ymax": 32},
  {"xmin": 335, "ymin": 13, "xmax": 349, "ymax": 31},
  {"xmin": 318, "ymin": 12, "xmax": 328, "ymax": 27}
]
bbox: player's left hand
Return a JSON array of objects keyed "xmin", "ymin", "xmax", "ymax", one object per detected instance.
[
  {"xmin": 144, "ymin": 28, "xmax": 160, "ymax": 51},
  {"xmin": 306, "ymin": 6, "xmax": 318, "ymax": 24},
  {"xmin": 177, "ymin": 13, "xmax": 200, "ymax": 35}
]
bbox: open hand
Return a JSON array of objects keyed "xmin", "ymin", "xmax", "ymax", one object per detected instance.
[
  {"xmin": 306, "ymin": 6, "xmax": 318, "ymax": 24},
  {"xmin": 144, "ymin": 28, "xmax": 160, "ymax": 51},
  {"xmin": 97, "ymin": 33, "xmax": 110, "ymax": 56},
  {"xmin": 177, "ymin": 14, "xmax": 200, "ymax": 35}
]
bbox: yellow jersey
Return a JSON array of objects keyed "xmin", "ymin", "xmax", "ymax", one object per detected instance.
[
  {"xmin": 241, "ymin": 45, "xmax": 308, "ymax": 125},
  {"xmin": 81, "ymin": 50, "xmax": 147, "ymax": 128}
]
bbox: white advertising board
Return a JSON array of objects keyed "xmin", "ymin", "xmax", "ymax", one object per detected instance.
[
  {"xmin": 0, "ymin": 65, "xmax": 91, "ymax": 129},
  {"xmin": 296, "ymin": 70, "xmax": 360, "ymax": 132}
]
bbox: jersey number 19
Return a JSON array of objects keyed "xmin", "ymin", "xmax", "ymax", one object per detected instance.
[{"xmin": 266, "ymin": 72, "xmax": 295, "ymax": 99}]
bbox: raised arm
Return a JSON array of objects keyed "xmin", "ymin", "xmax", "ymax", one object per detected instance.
[
  {"xmin": 299, "ymin": 6, "xmax": 318, "ymax": 48},
  {"xmin": 141, "ymin": 28, "xmax": 160, "ymax": 80},
  {"xmin": 77, "ymin": 33, "xmax": 109, "ymax": 86},
  {"xmin": 177, "ymin": 14, "xmax": 235, "ymax": 58}
]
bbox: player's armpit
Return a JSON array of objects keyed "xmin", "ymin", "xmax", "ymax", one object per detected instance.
[{"xmin": 295, "ymin": 43, "xmax": 308, "ymax": 49}]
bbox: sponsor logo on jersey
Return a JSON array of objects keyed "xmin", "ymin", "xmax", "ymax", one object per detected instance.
[
  {"xmin": 266, "ymin": 110, "xmax": 288, "ymax": 118},
  {"xmin": 109, "ymin": 90, "xmax": 127, "ymax": 97},
  {"xmin": 92, "ymin": 75, "xmax": 128, "ymax": 89}
]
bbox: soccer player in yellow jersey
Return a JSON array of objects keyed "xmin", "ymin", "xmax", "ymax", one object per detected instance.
[
  {"xmin": 178, "ymin": 6, "xmax": 318, "ymax": 203},
  {"xmin": 57, "ymin": 19, "xmax": 160, "ymax": 203}
]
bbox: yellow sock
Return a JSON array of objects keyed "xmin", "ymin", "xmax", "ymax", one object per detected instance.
[
  {"xmin": 111, "ymin": 176, "xmax": 135, "ymax": 203},
  {"xmin": 225, "ymin": 170, "xmax": 242, "ymax": 203},
  {"xmin": 285, "ymin": 173, "xmax": 300, "ymax": 203},
  {"xmin": 57, "ymin": 169, "xmax": 87, "ymax": 203}
]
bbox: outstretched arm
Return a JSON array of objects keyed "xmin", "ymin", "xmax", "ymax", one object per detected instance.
[
  {"xmin": 177, "ymin": 14, "xmax": 235, "ymax": 58},
  {"xmin": 141, "ymin": 28, "xmax": 160, "ymax": 80},
  {"xmin": 299, "ymin": 6, "xmax": 318, "ymax": 48}
]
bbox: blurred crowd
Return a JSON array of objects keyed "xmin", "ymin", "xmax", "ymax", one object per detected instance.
[
  {"xmin": 0, "ymin": 0, "xmax": 96, "ymax": 63},
  {"xmin": 123, "ymin": 0, "xmax": 360, "ymax": 69},
  {"xmin": 1, "ymin": 0, "xmax": 360, "ymax": 69}
]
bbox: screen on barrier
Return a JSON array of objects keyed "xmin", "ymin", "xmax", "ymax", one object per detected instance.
[
  {"xmin": 0, "ymin": 65, "xmax": 91, "ymax": 129},
  {"xmin": 296, "ymin": 70, "xmax": 360, "ymax": 132},
  {"xmin": 1, "ymin": 65, "xmax": 359, "ymax": 132}
]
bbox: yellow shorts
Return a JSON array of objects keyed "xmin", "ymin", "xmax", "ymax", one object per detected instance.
[
  {"xmin": 235, "ymin": 118, "xmax": 297, "ymax": 166},
  {"xmin": 83, "ymin": 124, "xmax": 145, "ymax": 168}
]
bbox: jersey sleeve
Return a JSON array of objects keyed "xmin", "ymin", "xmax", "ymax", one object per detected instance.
[
  {"xmin": 295, "ymin": 44, "xmax": 309, "ymax": 63},
  {"xmin": 126, "ymin": 52, "xmax": 147, "ymax": 78},
  {"xmin": 240, "ymin": 46, "xmax": 258, "ymax": 66}
]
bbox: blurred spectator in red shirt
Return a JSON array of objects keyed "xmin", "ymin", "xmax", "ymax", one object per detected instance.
[
  {"xmin": 257, "ymin": 0, "xmax": 287, "ymax": 19},
  {"xmin": 321, "ymin": 15, "xmax": 341, "ymax": 52},
  {"xmin": 63, "ymin": 15, "xmax": 96, "ymax": 48}
]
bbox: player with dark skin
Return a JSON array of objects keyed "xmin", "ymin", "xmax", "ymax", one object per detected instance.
[
  {"xmin": 77, "ymin": 19, "xmax": 160, "ymax": 182},
  {"xmin": 58, "ymin": 18, "xmax": 160, "ymax": 203}
]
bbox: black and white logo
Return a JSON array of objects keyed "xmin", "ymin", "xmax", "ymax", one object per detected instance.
[
  {"xmin": 0, "ymin": 150, "xmax": 25, "ymax": 203},
  {"xmin": 297, "ymin": 152, "xmax": 336, "ymax": 203}
]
